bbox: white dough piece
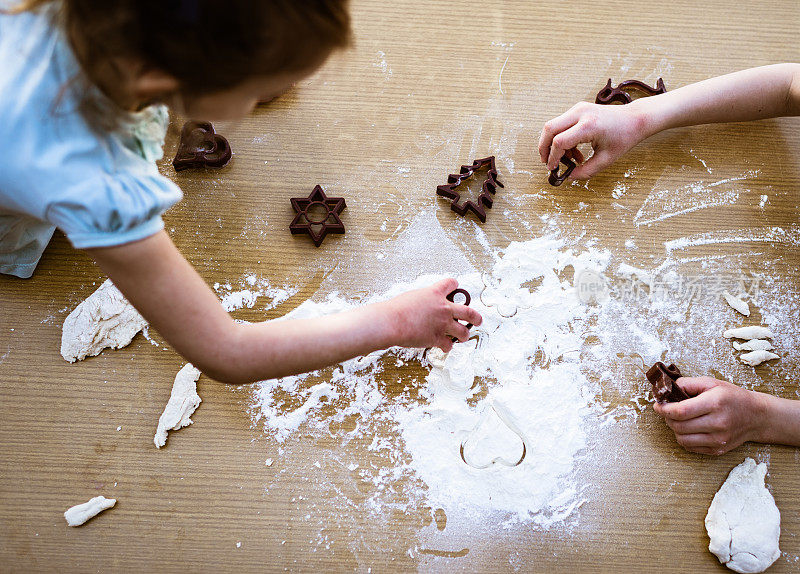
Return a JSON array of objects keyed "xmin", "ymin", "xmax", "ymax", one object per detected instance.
[
  {"xmin": 154, "ymin": 363, "xmax": 202, "ymax": 448},
  {"xmin": 61, "ymin": 279, "xmax": 147, "ymax": 362},
  {"xmin": 722, "ymin": 291, "xmax": 751, "ymax": 317},
  {"xmin": 705, "ymin": 458, "xmax": 780, "ymax": 573},
  {"xmin": 64, "ymin": 495, "xmax": 116, "ymax": 526},
  {"xmin": 733, "ymin": 339, "xmax": 775, "ymax": 352},
  {"xmin": 739, "ymin": 350, "xmax": 780, "ymax": 367},
  {"xmin": 723, "ymin": 326, "xmax": 774, "ymax": 340}
]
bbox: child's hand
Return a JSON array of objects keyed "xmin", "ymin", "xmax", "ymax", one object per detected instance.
[
  {"xmin": 538, "ymin": 101, "xmax": 650, "ymax": 180},
  {"xmin": 384, "ymin": 279, "xmax": 483, "ymax": 352},
  {"xmin": 653, "ymin": 377, "xmax": 766, "ymax": 455}
]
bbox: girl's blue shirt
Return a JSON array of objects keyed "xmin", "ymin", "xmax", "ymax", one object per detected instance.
[{"xmin": 0, "ymin": 6, "xmax": 182, "ymax": 278}]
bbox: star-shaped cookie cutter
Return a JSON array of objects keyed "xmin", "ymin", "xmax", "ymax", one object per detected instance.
[
  {"xmin": 289, "ymin": 185, "xmax": 347, "ymax": 247},
  {"xmin": 460, "ymin": 401, "xmax": 527, "ymax": 469},
  {"xmin": 595, "ymin": 78, "xmax": 667, "ymax": 105},
  {"xmin": 436, "ymin": 156, "xmax": 504, "ymax": 223}
]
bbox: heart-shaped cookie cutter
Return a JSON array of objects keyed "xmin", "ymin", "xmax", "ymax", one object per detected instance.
[
  {"xmin": 172, "ymin": 120, "xmax": 232, "ymax": 171},
  {"xmin": 460, "ymin": 401, "xmax": 527, "ymax": 469}
]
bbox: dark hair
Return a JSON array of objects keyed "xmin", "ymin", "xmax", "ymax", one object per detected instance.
[{"xmin": 13, "ymin": 0, "xmax": 351, "ymax": 95}]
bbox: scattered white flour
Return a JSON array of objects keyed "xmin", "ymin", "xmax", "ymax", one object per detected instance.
[
  {"xmin": 214, "ymin": 275, "xmax": 298, "ymax": 312},
  {"xmin": 739, "ymin": 350, "xmax": 780, "ymax": 367},
  {"xmin": 154, "ymin": 364, "xmax": 202, "ymax": 448},
  {"xmin": 251, "ymin": 235, "xmax": 610, "ymax": 524},
  {"xmin": 723, "ymin": 326, "xmax": 774, "ymax": 340},
  {"xmin": 722, "ymin": 291, "xmax": 750, "ymax": 316},
  {"xmin": 61, "ymin": 279, "xmax": 147, "ymax": 362},
  {"xmin": 732, "ymin": 340, "xmax": 774, "ymax": 352},
  {"xmin": 64, "ymin": 496, "xmax": 116, "ymax": 526},
  {"xmin": 705, "ymin": 458, "xmax": 780, "ymax": 573}
]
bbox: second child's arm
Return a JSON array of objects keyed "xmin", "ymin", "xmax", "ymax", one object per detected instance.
[
  {"xmin": 88, "ymin": 231, "xmax": 481, "ymax": 384},
  {"xmin": 539, "ymin": 63, "xmax": 800, "ymax": 179}
]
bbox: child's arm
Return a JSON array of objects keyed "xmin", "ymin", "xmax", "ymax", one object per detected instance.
[
  {"xmin": 87, "ymin": 231, "xmax": 482, "ymax": 384},
  {"xmin": 653, "ymin": 376, "xmax": 800, "ymax": 455},
  {"xmin": 539, "ymin": 63, "xmax": 800, "ymax": 180}
]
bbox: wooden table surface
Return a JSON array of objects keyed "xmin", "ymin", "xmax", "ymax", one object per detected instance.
[{"xmin": 2, "ymin": 1, "xmax": 800, "ymax": 572}]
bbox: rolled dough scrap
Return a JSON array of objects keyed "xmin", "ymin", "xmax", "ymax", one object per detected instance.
[
  {"xmin": 722, "ymin": 291, "xmax": 751, "ymax": 317},
  {"xmin": 61, "ymin": 279, "xmax": 147, "ymax": 362},
  {"xmin": 154, "ymin": 363, "xmax": 202, "ymax": 448},
  {"xmin": 733, "ymin": 339, "xmax": 775, "ymax": 352},
  {"xmin": 739, "ymin": 350, "xmax": 780, "ymax": 367},
  {"xmin": 723, "ymin": 326, "xmax": 774, "ymax": 340},
  {"xmin": 64, "ymin": 495, "xmax": 116, "ymax": 526},
  {"xmin": 705, "ymin": 458, "xmax": 780, "ymax": 573}
]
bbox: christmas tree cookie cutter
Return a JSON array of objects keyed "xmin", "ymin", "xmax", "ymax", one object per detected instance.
[
  {"xmin": 460, "ymin": 401, "xmax": 527, "ymax": 469},
  {"xmin": 289, "ymin": 185, "xmax": 347, "ymax": 247},
  {"xmin": 436, "ymin": 156, "xmax": 504, "ymax": 223}
]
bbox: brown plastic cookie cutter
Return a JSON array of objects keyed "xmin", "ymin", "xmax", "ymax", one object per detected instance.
[
  {"xmin": 549, "ymin": 155, "xmax": 576, "ymax": 187},
  {"xmin": 447, "ymin": 288, "xmax": 474, "ymax": 343},
  {"xmin": 595, "ymin": 78, "xmax": 667, "ymax": 105},
  {"xmin": 646, "ymin": 361, "xmax": 691, "ymax": 403},
  {"xmin": 289, "ymin": 185, "xmax": 347, "ymax": 247},
  {"xmin": 436, "ymin": 156, "xmax": 504, "ymax": 223},
  {"xmin": 172, "ymin": 120, "xmax": 232, "ymax": 171}
]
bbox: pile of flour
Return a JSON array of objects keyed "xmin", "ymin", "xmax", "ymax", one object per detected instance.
[{"xmin": 250, "ymin": 235, "xmax": 612, "ymax": 524}]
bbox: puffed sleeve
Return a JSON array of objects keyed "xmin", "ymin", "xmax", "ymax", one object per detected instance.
[{"xmin": 45, "ymin": 170, "xmax": 183, "ymax": 249}]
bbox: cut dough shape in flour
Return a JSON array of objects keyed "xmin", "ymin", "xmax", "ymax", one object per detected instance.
[
  {"xmin": 61, "ymin": 279, "xmax": 147, "ymax": 362},
  {"xmin": 154, "ymin": 364, "xmax": 202, "ymax": 448},
  {"xmin": 705, "ymin": 458, "xmax": 780, "ymax": 573},
  {"xmin": 739, "ymin": 350, "xmax": 780, "ymax": 367},
  {"xmin": 722, "ymin": 291, "xmax": 751, "ymax": 317},
  {"xmin": 732, "ymin": 339, "xmax": 775, "ymax": 352},
  {"xmin": 64, "ymin": 495, "xmax": 116, "ymax": 526},
  {"xmin": 723, "ymin": 326, "xmax": 774, "ymax": 340}
]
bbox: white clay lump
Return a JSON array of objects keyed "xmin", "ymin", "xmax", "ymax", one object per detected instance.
[
  {"xmin": 64, "ymin": 496, "xmax": 116, "ymax": 526},
  {"xmin": 722, "ymin": 291, "xmax": 751, "ymax": 317},
  {"xmin": 723, "ymin": 326, "xmax": 774, "ymax": 340},
  {"xmin": 739, "ymin": 350, "xmax": 780, "ymax": 367},
  {"xmin": 732, "ymin": 339, "xmax": 775, "ymax": 352},
  {"xmin": 61, "ymin": 279, "xmax": 147, "ymax": 362},
  {"xmin": 705, "ymin": 458, "xmax": 780, "ymax": 573},
  {"xmin": 154, "ymin": 363, "xmax": 202, "ymax": 448}
]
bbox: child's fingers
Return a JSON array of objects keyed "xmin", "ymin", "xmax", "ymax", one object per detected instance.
[
  {"xmin": 569, "ymin": 149, "xmax": 614, "ymax": 180},
  {"xmin": 538, "ymin": 108, "xmax": 581, "ymax": 163},
  {"xmin": 451, "ymin": 303, "xmax": 482, "ymax": 327},
  {"xmin": 657, "ymin": 394, "xmax": 715, "ymax": 421},
  {"xmin": 566, "ymin": 147, "xmax": 585, "ymax": 164},
  {"xmin": 674, "ymin": 432, "xmax": 718, "ymax": 449},
  {"xmin": 434, "ymin": 278, "xmax": 458, "ymax": 295},
  {"xmin": 447, "ymin": 322, "xmax": 472, "ymax": 343},
  {"xmin": 436, "ymin": 337, "xmax": 454, "ymax": 353},
  {"xmin": 665, "ymin": 413, "xmax": 718, "ymax": 435},
  {"xmin": 673, "ymin": 376, "xmax": 721, "ymax": 396},
  {"xmin": 547, "ymin": 122, "xmax": 593, "ymax": 169}
]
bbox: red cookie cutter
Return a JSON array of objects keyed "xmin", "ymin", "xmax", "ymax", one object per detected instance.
[
  {"xmin": 447, "ymin": 288, "xmax": 473, "ymax": 343},
  {"xmin": 595, "ymin": 78, "xmax": 667, "ymax": 105},
  {"xmin": 646, "ymin": 361, "xmax": 690, "ymax": 403},
  {"xmin": 172, "ymin": 120, "xmax": 232, "ymax": 171},
  {"xmin": 437, "ymin": 156, "xmax": 504, "ymax": 223},
  {"xmin": 289, "ymin": 185, "xmax": 347, "ymax": 247}
]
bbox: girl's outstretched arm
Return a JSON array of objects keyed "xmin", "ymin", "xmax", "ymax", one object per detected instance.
[
  {"xmin": 88, "ymin": 231, "xmax": 481, "ymax": 384},
  {"xmin": 539, "ymin": 63, "xmax": 800, "ymax": 180}
]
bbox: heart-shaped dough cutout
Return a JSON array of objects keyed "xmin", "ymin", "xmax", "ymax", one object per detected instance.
[{"xmin": 460, "ymin": 402, "xmax": 527, "ymax": 469}]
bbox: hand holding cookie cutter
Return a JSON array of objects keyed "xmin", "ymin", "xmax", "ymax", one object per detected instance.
[{"xmin": 447, "ymin": 288, "xmax": 474, "ymax": 343}]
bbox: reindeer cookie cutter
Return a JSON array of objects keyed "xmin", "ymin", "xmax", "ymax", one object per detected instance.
[
  {"xmin": 595, "ymin": 78, "xmax": 667, "ymax": 105},
  {"xmin": 437, "ymin": 156, "xmax": 504, "ymax": 223}
]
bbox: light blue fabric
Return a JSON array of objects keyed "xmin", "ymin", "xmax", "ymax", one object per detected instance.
[{"xmin": 0, "ymin": 6, "xmax": 182, "ymax": 278}]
